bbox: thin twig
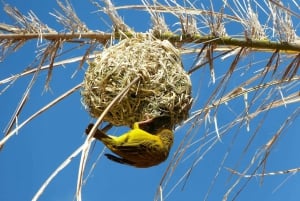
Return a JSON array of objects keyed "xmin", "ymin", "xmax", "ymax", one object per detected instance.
[
  {"xmin": 76, "ymin": 76, "xmax": 140, "ymax": 201},
  {"xmin": 0, "ymin": 83, "xmax": 82, "ymax": 148}
]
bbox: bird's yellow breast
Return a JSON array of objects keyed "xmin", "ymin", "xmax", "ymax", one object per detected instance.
[{"xmin": 113, "ymin": 127, "xmax": 164, "ymax": 147}]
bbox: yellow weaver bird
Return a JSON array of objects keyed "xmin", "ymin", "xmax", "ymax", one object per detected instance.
[{"xmin": 85, "ymin": 117, "xmax": 174, "ymax": 168}]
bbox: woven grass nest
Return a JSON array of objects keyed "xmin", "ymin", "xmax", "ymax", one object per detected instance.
[{"xmin": 81, "ymin": 36, "xmax": 192, "ymax": 128}]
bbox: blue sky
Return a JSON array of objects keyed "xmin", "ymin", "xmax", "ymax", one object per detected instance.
[{"xmin": 0, "ymin": 1, "xmax": 299, "ymax": 201}]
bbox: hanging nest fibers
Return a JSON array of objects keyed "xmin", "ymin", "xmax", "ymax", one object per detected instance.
[{"xmin": 81, "ymin": 36, "xmax": 192, "ymax": 128}]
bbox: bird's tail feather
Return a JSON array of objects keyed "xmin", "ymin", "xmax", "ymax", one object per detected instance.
[{"xmin": 85, "ymin": 124, "xmax": 111, "ymax": 141}]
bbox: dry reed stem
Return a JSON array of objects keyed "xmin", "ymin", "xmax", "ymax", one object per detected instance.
[
  {"xmin": 0, "ymin": 83, "xmax": 82, "ymax": 148},
  {"xmin": 226, "ymin": 166, "xmax": 300, "ymax": 178},
  {"xmin": 76, "ymin": 77, "xmax": 140, "ymax": 201},
  {"xmin": 32, "ymin": 143, "xmax": 86, "ymax": 201},
  {"xmin": 1, "ymin": 32, "xmax": 300, "ymax": 53}
]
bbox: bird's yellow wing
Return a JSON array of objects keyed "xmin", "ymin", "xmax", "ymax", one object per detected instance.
[{"xmin": 106, "ymin": 139, "xmax": 164, "ymax": 167}]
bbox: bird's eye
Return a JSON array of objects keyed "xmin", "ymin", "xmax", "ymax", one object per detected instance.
[{"xmin": 130, "ymin": 93, "xmax": 137, "ymax": 98}]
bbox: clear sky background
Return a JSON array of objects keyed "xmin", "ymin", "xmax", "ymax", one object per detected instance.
[{"xmin": 0, "ymin": 1, "xmax": 299, "ymax": 201}]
